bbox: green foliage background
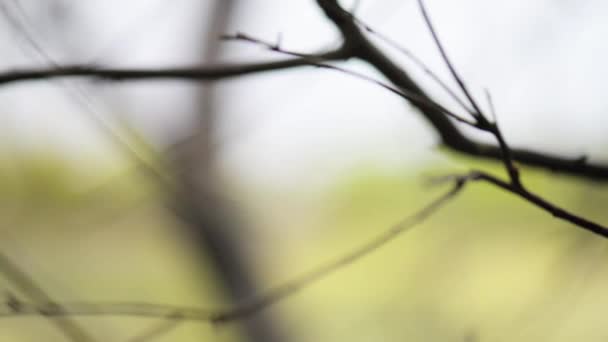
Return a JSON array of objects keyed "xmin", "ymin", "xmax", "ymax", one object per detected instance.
[{"xmin": 0, "ymin": 149, "xmax": 607, "ymax": 341}]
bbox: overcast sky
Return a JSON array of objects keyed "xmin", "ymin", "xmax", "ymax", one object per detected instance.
[{"xmin": 1, "ymin": 0, "xmax": 607, "ymax": 188}]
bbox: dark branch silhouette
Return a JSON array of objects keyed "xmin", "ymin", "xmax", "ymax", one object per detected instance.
[
  {"xmin": 410, "ymin": 0, "xmax": 608, "ymax": 237},
  {"xmin": 457, "ymin": 171, "xmax": 608, "ymax": 238},
  {"xmin": 1, "ymin": 0, "xmax": 607, "ymax": 340},
  {"xmin": 223, "ymin": 27, "xmax": 608, "ymax": 237},
  {"xmin": 0, "ymin": 27, "xmax": 605, "ymax": 180},
  {"xmin": 314, "ymin": 0, "xmax": 608, "ymax": 181},
  {"xmin": 221, "ymin": 33, "xmax": 477, "ymax": 126},
  {"xmin": 0, "ymin": 49, "xmax": 347, "ymax": 85},
  {"xmin": 414, "ymin": 0, "xmax": 521, "ymax": 186},
  {"xmin": 0, "ymin": 253, "xmax": 96, "ymax": 342}
]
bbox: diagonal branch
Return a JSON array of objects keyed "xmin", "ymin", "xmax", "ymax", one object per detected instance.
[
  {"xmin": 416, "ymin": 0, "xmax": 485, "ymax": 118},
  {"xmin": 353, "ymin": 16, "xmax": 475, "ymax": 117},
  {"xmin": 442, "ymin": 170, "xmax": 608, "ymax": 238},
  {"xmin": 415, "ymin": 0, "xmax": 522, "ymax": 187},
  {"xmin": 223, "ymin": 33, "xmax": 477, "ymax": 126},
  {"xmin": 0, "ymin": 300, "xmax": 214, "ymax": 321},
  {"xmin": 0, "ymin": 13, "xmax": 606, "ymax": 180},
  {"xmin": 315, "ymin": 0, "xmax": 608, "ymax": 181},
  {"xmin": 0, "ymin": 180, "xmax": 464, "ymax": 324},
  {"xmin": 0, "ymin": 253, "xmax": 97, "ymax": 342},
  {"xmin": 316, "ymin": 0, "xmax": 608, "ymax": 238}
]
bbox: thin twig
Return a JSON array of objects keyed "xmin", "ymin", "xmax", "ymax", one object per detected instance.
[
  {"xmin": 461, "ymin": 170, "xmax": 608, "ymax": 237},
  {"xmin": 223, "ymin": 33, "xmax": 478, "ymax": 127},
  {"xmin": 488, "ymin": 123, "xmax": 522, "ymax": 187},
  {"xmin": 0, "ymin": 2, "xmax": 605, "ymax": 180},
  {"xmin": 0, "ymin": 181, "xmax": 464, "ymax": 324},
  {"xmin": 0, "ymin": 253, "xmax": 97, "ymax": 342},
  {"xmin": 415, "ymin": 1, "xmax": 521, "ymax": 186},
  {"xmin": 352, "ymin": 16, "xmax": 476, "ymax": 116},
  {"xmin": 0, "ymin": 17, "xmax": 92, "ymax": 340},
  {"xmin": 315, "ymin": 0, "xmax": 608, "ymax": 181},
  {"xmin": 417, "ymin": 0, "xmax": 485, "ymax": 119},
  {"xmin": 212, "ymin": 179, "xmax": 465, "ymax": 323},
  {"xmin": 483, "ymin": 88, "xmax": 497, "ymax": 123}
]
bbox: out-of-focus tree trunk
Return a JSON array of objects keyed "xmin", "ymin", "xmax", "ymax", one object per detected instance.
[{"xmin": 173, "ymin": 1, "xmax": 286, "ymax": 341}]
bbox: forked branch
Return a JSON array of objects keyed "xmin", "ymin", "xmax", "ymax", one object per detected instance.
[
  {"xmin": 0, "ymin": 2, "xmax": 606, "ymax": 339},
  {"xmin": 315, "ymin": 0, "xmax": 608, "ymax": 181},
  {"xmin": 0, "ymin": 3, "xmax": 605, "ymax": 179},
  {"xmin": 224, "ymin": 22, "xmax": 608, "ymax": 238}
]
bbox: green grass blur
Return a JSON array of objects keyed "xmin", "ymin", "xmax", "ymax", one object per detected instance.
[{"xmin": 0, "ymin": 149, "xmax": 607, "ymax": 341}]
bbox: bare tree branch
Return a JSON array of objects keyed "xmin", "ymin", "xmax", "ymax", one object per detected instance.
[
  {"xmin": 223, "ymin": 33, "xmax": 478, "ymax": 126},
  {"xmin": 357, "ymin": 19, "xmax": 476, "ymax": 117},
  {"xmin": 314, "ymin": 0, "xmax": 608, "ymax": 181},
  {"xmin": 416, "ymin": 0, "xmax": 485, "ymax": 118},
  {"xmin": 211, "ymin": 178, "xmax": 464, "ymax": 323},
  {"xmin": 0, "ymin": 11, "xmax": 606, "ymax": 180},
  {"xmin": 0, "ymin": 253, "xmax": 97, "ymax": 342},
  {"xmin": 0, "ymin": 4, "xmax": 604, "ymax": 339},
  {"xmin": 436, "ymin": 170, "xmax": 608, "ymax": 238},
  {"xmin": 415, "ymin": 0, "xmax": 522, "ymax": 187},
  {"xmin": 313, "ymin": 0, "xmax": 608, "ymax": 238},
  {"xmin": 0, "ymin": 180, "xmax": 463, "ymax": 324},
  {"xmin": 0, "ymin": 48, "xmax": 348, "ymax": 85}
]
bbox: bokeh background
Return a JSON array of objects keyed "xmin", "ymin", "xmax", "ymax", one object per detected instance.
[{"xmin": 1, "ymin": 0, "xmax": 608, "ymax": 341}]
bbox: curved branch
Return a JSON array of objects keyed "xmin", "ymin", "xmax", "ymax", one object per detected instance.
[{"xmin": 315, "ymin": 0, "xmax": 608, "ymax": 181}]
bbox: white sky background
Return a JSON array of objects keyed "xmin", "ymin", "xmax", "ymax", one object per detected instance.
[{"xmin": 1, "ymin": 0, "xmax": 608, "ymax": 189}]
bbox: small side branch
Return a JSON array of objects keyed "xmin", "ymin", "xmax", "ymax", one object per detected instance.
[
  {"xmin": 434, "ymin": 170, "xmax": 608, "ymax": 238},
  {"xmin": 223, "ymin": 33, "xmax": 478, "ymax": 127},
  {"xmin": 466, "ymin": 170, "xmax": 608, "ymax": 238},
  {"xmin": 415, "ymin": 0, "xmax": 522, "ymax": 188},
  {"xmin": 315, "ymin": 0, "xmax": 608, "ymax": 181},
  {"xmin": 416, "ymin": 0, "xmax": 484, "ymax": 117}
]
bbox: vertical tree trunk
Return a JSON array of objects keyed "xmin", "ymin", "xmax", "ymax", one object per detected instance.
[{"xmin": 173, "ymin": 1, "xmax": 285, "ymax": 341}]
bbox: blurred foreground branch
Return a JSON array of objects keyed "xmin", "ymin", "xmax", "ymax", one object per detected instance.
[
  {"xmin": 1, "ymin": 0, "xmax": 607, "ymax": 339},
  {"xmin": 0, "ymin": 253, "xmax": 97, "ymax": 342},
  {"xmin": 0, "ymin": 179, "xmax": 464, "ymax": 324}
]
